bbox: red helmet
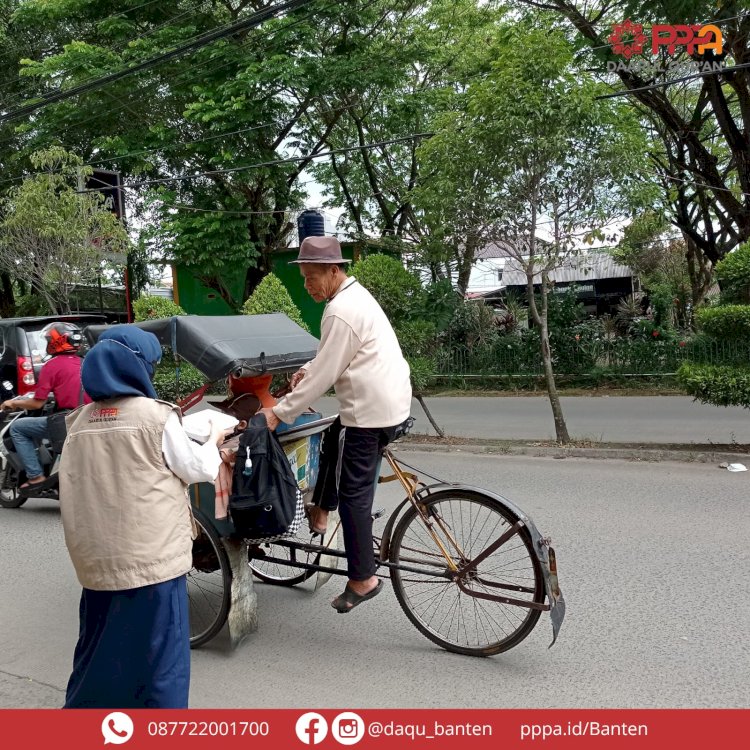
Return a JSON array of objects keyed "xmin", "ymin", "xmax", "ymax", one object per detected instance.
[{"xmin": 41, "ymin": 322, "xmax": 83, "ymax": 355}]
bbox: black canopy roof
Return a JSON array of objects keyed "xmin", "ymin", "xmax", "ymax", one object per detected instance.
[{"xmin": 83, "ymin": 314, "xmax": 319, "ymax": 381}]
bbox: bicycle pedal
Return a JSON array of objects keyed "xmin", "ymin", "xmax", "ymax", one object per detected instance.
[{"xmin": 371, "ymin": 507, "xmax": 386, "ymax": 521}]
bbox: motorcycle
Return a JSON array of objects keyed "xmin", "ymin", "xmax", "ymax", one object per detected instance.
[{"xmin": 0, "ymin": 381, "xmax": 61, "ymax": 508}]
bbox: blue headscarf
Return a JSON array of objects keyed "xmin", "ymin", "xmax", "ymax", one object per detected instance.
[{"xmin": 82, "ymin": 325, "xmax": 163, "ymax": 401}]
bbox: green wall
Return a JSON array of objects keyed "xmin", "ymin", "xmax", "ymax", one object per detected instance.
[{"xmin": 174, "ymin": 242, "xmax": 372, "ymax": 338}]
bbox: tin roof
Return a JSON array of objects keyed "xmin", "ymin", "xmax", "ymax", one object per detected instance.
[{"xmin": 501, "ymin": 252, "xmax": 632, "ymax": 287}]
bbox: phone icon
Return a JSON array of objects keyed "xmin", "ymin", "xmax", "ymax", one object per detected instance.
[
  {"xmin": 101, "ymin": 712, "xmax": 134, "ymax": 745},
  {"xmin": 108, "ymin": 720, "xmax": 129, "ymax": 738}
]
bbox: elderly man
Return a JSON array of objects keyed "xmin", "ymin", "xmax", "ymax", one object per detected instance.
[{"xmin": 260, "ymin": 235, "xmax": 412, "ymax": 613}]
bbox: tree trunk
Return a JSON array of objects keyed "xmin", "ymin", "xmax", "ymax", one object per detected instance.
[
  {"xmin": 0, "ymin": 272, "xmax": 15, "ymax": 317},
  {"xmin": 528, "ymin": 273, "xmax": 570, "ymax": 445},
  {"xmin": 684, "ymin": 234, "xmax": 714, "ymax": 310},
  {"xmin": 415, "ymin": 394, "xmax": 445, "ymax": 438},
  {"xmin": 539, "ymin": 318, "xmax": 570, "ymax": 444}
]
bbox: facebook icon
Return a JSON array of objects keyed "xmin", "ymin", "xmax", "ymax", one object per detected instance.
[{"xmin": 295, "ymin": 712, "xmax": 329, "ymax": 745}]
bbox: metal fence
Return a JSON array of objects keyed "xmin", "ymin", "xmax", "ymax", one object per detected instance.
[{"xmin": 433, "ymin": 338, "xmax": 750, "ymax": 378}]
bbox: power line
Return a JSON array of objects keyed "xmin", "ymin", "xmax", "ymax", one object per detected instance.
[
  {"xmin": 0, "ymin": 66, "xmax": 478, "ymax": 189},
  {"xmin": 0, "ymin": 0, "xmax": 213, "ymax": 105},
  {"xmin": 0, "ymin": 0, "xmax": 318, "ymax": 124},
  {"xmin": 92, "ymin": 132, "xmax": 433, "ymax": 191},
  {"xmin": 596, "ymin": 60, "xmax": 750, "ymax": 99},
  {"xmin": 0, "ymin": 0, "xmax": 344, "ymax": 152},
  {"xmin": 0, "ymin": 0, "xmax": 173, "ymax": 93}
]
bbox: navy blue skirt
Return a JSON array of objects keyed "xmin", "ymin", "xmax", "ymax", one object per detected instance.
[{"xmin": 64, "ymin": 575, "xmax": 190, "ymax": 709}]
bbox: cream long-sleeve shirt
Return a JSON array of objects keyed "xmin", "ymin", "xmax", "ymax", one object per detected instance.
[{"xmin": 272, "ymin": 276, "xmax": 412, "ymax": 428}]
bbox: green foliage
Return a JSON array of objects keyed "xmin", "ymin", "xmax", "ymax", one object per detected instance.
[
  {"xmin": 715, "ymin": 242, "xmax": 750, "ymax": 304},
  {"xmin": 241, "ymin": 273, "xmax": 308, "ymax": 331},
  {"xmin": 153, "ymin": 355, "xmax": 206, "ymax": 404},
  {"xmin": 132, "ymin": 295, "xmax": 186, "ymax": 322},
  {"xmin": 350, "ymin": 254, "xmax": 423, "ymax": 325},
  {"xmin": 411, "ymin": 279, "xmax": 462, "ymax": 333},
  {"xmin": 406, "ymin": 356, "xmax": 434, "ymax": 394},
  {"xmin": 677, "ymin": 362, "xmax": 750, "ymax": 409},
  {"xmin": 444, "ymin": 299, "xmax": 499, "ymax": 353},
  {"xmin": 695, "ymin": 305, "xmax": 750, "ymax": 341},
  {"xmin": 131, "ymin": 294, "xmax": 198, "ymax": 400},
  {"xmin": 13, "ymin": 292, "xmax": 50, "ymax": 317},
  {"xmin": 395, "ymin": 320, "xmax": 439, "ymax": 394},
  {"xmin": 0, "ymin": 147, "xmax": 129, "ymax": 314}
]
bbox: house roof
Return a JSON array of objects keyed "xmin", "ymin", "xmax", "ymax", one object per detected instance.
[
  {"xmin": 501, "ymin": 252, "xmax": 632, "ymax": 287},
  {"xmin": 474, "ymin": 240, "xmax": 518, "ymax": 259}
]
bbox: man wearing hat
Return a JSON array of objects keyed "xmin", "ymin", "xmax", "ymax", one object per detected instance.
[{"xmin": 260, "ymin": 235, "xmax": 412, "ymax": 613}]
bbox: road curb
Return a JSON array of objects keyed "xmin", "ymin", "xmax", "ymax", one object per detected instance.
[{"xmin": 392, "ymin": 440, "xmax": 750, "ymax": 464}]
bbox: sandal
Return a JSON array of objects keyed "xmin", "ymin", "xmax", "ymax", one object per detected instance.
[
  {"xmin": 19, "ymin": 477, "xmax": 46, "ymax": 489},
  {"xmin": 305, "ymin": 504, "xmax": 328, "ymax": 536},
  {"xmin": 331, "ymin": 580, "xmax": 383, "ymax": 613}
]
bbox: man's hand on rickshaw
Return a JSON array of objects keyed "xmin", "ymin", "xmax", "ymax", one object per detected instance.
[
  {"xmin": 258, "ymin": 407, "xmax": 280, "ymax": 431},
  {"xmin": 1, "ymin": 399, "xmax": 17, "ymax": 411},
  {"xmin": 290, "ymin": 368, "xmax": 306, "ymax": 389}
]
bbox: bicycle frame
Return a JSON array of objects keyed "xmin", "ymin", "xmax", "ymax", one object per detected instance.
[{"xmin": 248, "ymin": 449, "xmax": 560, "ymax": 619}]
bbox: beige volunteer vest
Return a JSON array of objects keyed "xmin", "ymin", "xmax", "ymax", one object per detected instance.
[{"xmin": 59, "ymin": 397, "xmax": 193, "ymax": 591}]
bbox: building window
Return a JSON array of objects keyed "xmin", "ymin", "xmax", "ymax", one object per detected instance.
[{"xmin": 497, "ymin": 270, "xmax": 504, "ymax": 282}]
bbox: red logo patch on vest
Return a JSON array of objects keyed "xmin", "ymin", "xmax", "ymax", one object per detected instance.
[{"xmin": 89, "ymin": 407, "xmax": 119, "ymax": 422}]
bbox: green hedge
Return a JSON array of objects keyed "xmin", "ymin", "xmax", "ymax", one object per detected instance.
[
  {"xmin": 133, "ymin": 295, "xmax": 186, "ymax": 321},
  {"xmin": 714, "ymin": 242, "xmax": 750, "ymax": 303},
  {"xmin": 677, "ymin": 362, "xmax": 750, "ymax": 408},
  {"xmin": 695, "ymin": 305, "xmax": 750, "ymax": 341}
]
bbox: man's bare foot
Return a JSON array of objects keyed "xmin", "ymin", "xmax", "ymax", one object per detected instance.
[{"xmin": 347, "ymin": 576, "xmax": 379, "ymax": 597}]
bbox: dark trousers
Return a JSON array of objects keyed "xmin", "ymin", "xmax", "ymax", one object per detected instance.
[{"xmin": 312, "ymin": 418, "xmax": 399, "ymax": 581}]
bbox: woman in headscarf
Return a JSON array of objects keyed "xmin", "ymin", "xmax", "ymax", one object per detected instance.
[{"xmin": 59, "ymin": 325, "xmax": 228, "ymax": 709}]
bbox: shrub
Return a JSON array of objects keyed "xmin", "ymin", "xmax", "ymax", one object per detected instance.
[
  {"xmin": 714, "ymin": 242, "xmax": 750, "ymax": 304},
  {"xmin": 677, "ymin": 362, "xmax": 750, "ymax": 409},
  {"xmin": 133, "ymin": 295, "xmax": 186, "ymax": 321},
  {"xmin": 406, "ymin": 356, "xmax": 434, "ymax": 393},
  {"xmin": 350, "ymin": 254, "xmax": 423, "ymax": 325},
  {"xmin": 695, "ymin": 305, "xmax": 750, "ymax": 341},
  {"xmin": 242, "ymin": 273, "xmax": 308, "ymax": 331},
  {"xmin": 153, "ymin": 355, "xmax": 207, "ymax": 403}
]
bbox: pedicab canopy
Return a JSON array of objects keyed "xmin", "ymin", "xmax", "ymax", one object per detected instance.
[{"xmin": 82, "ymin": 315, "xmax": 319, "ymax": 382}]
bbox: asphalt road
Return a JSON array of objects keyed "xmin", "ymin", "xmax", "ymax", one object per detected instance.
[
  {"xmin": 1, "ymin": 451, "xmax": 747, "ymax": 709},
  {"xmin": 313, "ymin": 395, "xmax": 750, "ymax": 444}
]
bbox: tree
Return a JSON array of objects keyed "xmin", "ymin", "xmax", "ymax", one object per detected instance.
[
  {"xmin": 414, "ymin": 23, "xmax": 650, "ymax": 443},
  {"xmin": 517, "ymin": 1, "xmax": 750, "ymax": 294},
  {"xmin": 1, "ymin": 1, "xmax": 426, "ymax": 309},
  {"xmin": 0, "ymin": 147, "xmax": 128, "ymax": 314}
]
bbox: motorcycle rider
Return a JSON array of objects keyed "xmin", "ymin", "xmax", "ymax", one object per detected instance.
[{"xmin": 0, "ymin": 322, "xmax": 89, "ymax": 490}]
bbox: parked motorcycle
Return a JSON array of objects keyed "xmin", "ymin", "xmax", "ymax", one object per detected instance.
[{"xmin": 0, "ymin": 381, "xmax": 61, "ymax": 508}]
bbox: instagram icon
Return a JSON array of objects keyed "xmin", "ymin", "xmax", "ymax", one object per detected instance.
[{"xmin": 332, "ymin": 712, "xmax": 365, "ymax": 745}]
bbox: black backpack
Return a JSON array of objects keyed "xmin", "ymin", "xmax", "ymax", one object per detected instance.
[{"xmin": 229, "ymin": 413, "xmax": 303, "ymax": 541}]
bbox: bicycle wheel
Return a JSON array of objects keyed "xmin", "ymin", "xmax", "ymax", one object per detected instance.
[
  {"xmin": 188, "ymin": 508, "xmax": 231, "ymax": 648},
  {"xmin": 389, "ymin": 489, "xmax": 544, "ymax": 657},
  {"xmin": 249, "ymin": 529, "xmax": 321, "ymax": 586}
]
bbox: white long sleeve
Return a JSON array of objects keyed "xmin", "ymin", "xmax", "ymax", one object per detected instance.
[{"xmin": 161, "ymin": 411, "xmax": 222, "ymax": 485}]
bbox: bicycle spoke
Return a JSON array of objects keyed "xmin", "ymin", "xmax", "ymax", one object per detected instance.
[{"xmin": 390, "ymin": 491, "xmax": 544, "ymax": 656}]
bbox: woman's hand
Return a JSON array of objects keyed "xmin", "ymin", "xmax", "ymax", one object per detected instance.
[{"xmin": 208, "ymin": 420, "xmax": 235, "ymax": 447}]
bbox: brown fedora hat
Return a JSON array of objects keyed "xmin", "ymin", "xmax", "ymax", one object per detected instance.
[{"xmin": 290, "ymin": 235, "xmax": 351, "ymax": 264}]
